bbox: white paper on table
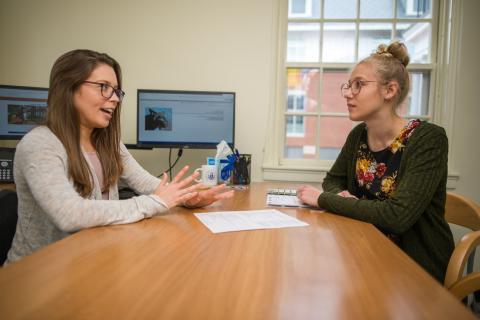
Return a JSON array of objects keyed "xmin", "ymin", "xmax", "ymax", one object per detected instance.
[{"xmin": 194, "ymin": 209, "xmax": 308, "ymax": 233}]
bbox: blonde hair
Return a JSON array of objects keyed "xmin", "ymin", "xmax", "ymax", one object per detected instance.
[{"xmin": 360, "ymin": 41, "xmax": 410, "ymax": 106}]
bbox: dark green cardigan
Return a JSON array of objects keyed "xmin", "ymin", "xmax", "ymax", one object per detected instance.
[{"xmin": 318, "ymin": 121, "xmax": 454, "ymax": 282}]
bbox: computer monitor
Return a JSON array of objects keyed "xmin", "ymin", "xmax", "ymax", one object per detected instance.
[
  {"xmin": 0, "ymin": 85, "xmax": 48, "ymax": 140},
  {"xmin": 136, "ymin": 90, "xmax": 235, "ymax": 149}
]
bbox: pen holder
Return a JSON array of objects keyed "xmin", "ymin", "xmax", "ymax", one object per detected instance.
[{"xmin": 232, "ymin": 154, "xmax": 251, "ymax": 185}]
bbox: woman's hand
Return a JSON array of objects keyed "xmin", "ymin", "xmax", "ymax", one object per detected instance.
[
  {"xmin": 297, "ymin": 185, "xmax": 322, "ymax": 207},
  {"xmin": 183, "ymin": 184, "xmax": 234, "ymax": 208},
  {"xmin": 153, "ymin": 165, "xmax": 202, "ymax": 208},
  {"xmin": 337, "ymin": 190, "xmax": 358, "ymax": 199}
]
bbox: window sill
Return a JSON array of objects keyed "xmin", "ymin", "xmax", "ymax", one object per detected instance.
[{"xmin": 262, "ymin": 165, "xmax": 460, "ymax": 190}]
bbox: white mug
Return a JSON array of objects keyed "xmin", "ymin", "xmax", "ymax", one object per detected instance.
[{"xmin": 194, "ymin": 165, "xmax": 217, "ymax": 187}]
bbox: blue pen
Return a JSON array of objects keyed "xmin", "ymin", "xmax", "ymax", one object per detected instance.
[{"xmin": 234, "ymin": 148, "xmax": 240, "ymax": 159}]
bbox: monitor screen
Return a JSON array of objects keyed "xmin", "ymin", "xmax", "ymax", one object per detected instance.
[
  {"xmin": 136, "ymin": 90, "xmax": 235, "ymax": 149},
  {"xmin": 0, "ymin": 85, "xmax": 48, "ymax": 140}
]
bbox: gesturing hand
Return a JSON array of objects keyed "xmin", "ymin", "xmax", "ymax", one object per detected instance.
[
  {"xmin": 183, "ymin": 183, "xmax": 234, "ymax": 208},
  {"xmin": 154, "ymin": 165, "xmax": 202, "ymax": 208},
  {"xmin": 297, "ymin": 185, "xmax": 322, "ymax": 207}
]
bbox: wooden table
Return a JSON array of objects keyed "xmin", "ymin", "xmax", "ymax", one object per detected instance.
[
  {"xmin": 0, "ymin": 183, "xmax": 15, "ymax": 191},
  {"xmin": 0, "ymin": 182, "xmax": 474, "ymax": 319}
]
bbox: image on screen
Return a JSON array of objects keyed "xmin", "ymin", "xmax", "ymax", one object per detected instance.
[
  {"xmin": 137, "ymin": 90, "xmax": 235, "ymax": 149},
  {"xmin": 145, "ymin": 107, "xmax": 172, "ymax": 131},
  {"xmin": 0, "ymin": 85, "xmax": 48, "ymax": 139}
]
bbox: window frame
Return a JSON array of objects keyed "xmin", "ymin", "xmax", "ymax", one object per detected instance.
[
  {"xmin": 263, "ymin": 0, "xmax": 459, "ymax": 188},
  {"xmin": 266, "ymin": 0, "xmax": 439, "ymax": 166}
]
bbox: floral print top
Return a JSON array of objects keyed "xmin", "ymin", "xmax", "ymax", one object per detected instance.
[{"xmin": 356, "ymin": 119, "xmax": 421, "ymax": 200}]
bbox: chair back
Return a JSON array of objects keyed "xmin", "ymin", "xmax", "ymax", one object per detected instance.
[
  {"xmin": 445, "ymin": 231, "xmax": 480, "ymax": 300},
  {"xmin": 0, "ymin": 189, "xmax": 18, "ymax": 266},
  {"xmin": 445, "ymin": 192, "xmax": 480, "ymax": 231},
  {"xmin": 444, "ymin": 192, "xmax": 480, "ymax": 302}
]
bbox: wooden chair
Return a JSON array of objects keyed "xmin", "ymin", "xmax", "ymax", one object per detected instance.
[
  {"xmin": 445, "ymin": 192, "xmax": 480, "ymax": 231},
  {"xmin": 445, "ymin": 231, "xmax": 480, "ymax": 300},
  {"xmin": 444, "ymin": 192, "xmax": 480, "ymax": 301}
]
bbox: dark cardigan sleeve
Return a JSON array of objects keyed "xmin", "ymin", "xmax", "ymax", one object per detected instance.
[
  {"xmin": 318, "ymin": 124, "xmax": 448, "ymax": 235},
  {"xmin": 321, "ymin": 144, "xmax": 349, "ymax": 194},
  {"xmin": 321, "ymin": 124, "xmax": 364, "ymax": 194}
]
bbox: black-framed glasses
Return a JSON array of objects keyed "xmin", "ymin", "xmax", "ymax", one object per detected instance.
[
  {"xmin": 340, "ymin": 79, "xmax": 377, "ymax": 98},
  {"xmin": 83, "ymin": 81, "xmax": 125, "ymax": 102}
]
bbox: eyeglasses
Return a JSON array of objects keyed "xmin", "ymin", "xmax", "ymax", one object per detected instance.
[
  {"xmin": 340, "ymin": 79, "xmax": 377, "ymax": 98},
  {"xmin": 83, "ymin": 81, "xmax": 125, "ymax": 102}
]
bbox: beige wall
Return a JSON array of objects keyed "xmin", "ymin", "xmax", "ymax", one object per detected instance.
[
  {"xmin": 0, "ymin": 0, "xmax": 276, "ymax": 180},
  {"xmin": 448, "ymin": 0, "xmax": 480, "ymax": 203},
  {"xmin": 0, "ymin": 0, "xmax": 479, "ymax": 205}
]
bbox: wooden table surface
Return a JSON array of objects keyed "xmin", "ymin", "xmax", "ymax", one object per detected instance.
[
  {"xmin": 0, "ymin": 183, "xmax": 15, "ymax": 191},
  {"xmin": 0, "ymin": 182, "xmax": 474, "ymax": 319}
]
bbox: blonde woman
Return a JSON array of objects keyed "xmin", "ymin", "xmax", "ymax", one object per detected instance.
[{"xmin": 297, "ymin": 42, "xmax": 454, "ymax": 282}]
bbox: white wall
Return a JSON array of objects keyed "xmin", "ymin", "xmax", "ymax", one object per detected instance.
[
  {"xmin": 0, "ymin": 0, "xmax": 277, "ymax": 180},
  {"xmin": 448, "ymin": 0, "xmax": 480, "ymax": 203},
  {"xmin": 0, "ymin": 0, "xmax": 479, "ymax": 206},
  {"xmin": 445, "ymin": 0, "xmax": 480, "ymax": 251}
]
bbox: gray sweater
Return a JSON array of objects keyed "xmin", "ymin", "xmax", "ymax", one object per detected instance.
[{"xmin": 7, "ymin": 126, "xmax": 168, "ymax": 263}]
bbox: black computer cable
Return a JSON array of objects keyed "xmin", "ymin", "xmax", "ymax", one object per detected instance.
[{"xmin": 158, "ymin": 148, "xmax": 183, "ymax": 179}]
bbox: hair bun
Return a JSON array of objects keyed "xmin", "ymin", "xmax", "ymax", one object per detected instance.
[
  {"xmin": 376, "ymin": 44, "xmax": 392, "ymax": 56},
  {"xmin": 375, "ymin": 41, "xmax": 410, "ymax": 67}
]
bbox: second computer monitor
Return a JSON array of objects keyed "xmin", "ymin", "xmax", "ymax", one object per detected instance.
[
  {"xmin": 136, "ymin": 90, "xmax": 235, "ymax": 149},
  {"xmin": 0, "ymin": 85, "xmax": 48, "ymax": 140}
]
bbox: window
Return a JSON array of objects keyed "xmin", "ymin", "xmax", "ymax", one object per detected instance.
[
  {"xmin": 286, "ymin": 90, "xmax": 306, "ymax": 137},
  {"xmin": 279, "ymin": 0, "xmax": 437, "ymax": 163},
  {"xmin": 288, "ymin": 0, "xmax": 319, "ymax": 18},
  {"xmin": 287, "ymin": 90, "xmax": 305, "ymax": 111}
]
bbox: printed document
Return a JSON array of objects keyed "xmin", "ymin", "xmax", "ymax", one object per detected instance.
[
  {"xmin": 266, "ymin": 194, "xmax": 309, "ymax": 207},
  {"xmin": 194, "ymin": 209, "xmax": 308, "ymax": 233},
  {"xmin": 265, "ymin": 188, "xmax": 310, "ymax": 207}
]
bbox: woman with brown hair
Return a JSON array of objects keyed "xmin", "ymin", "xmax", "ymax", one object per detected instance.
[
  {"xmin": 297, "ymin": 42, "xmax": 454, "ymax": 282},
  {"xmin": 6, "ymin": 49, "xmax": 232, "ymax": 263}
]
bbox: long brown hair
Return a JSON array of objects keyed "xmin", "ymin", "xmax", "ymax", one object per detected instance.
[{"xmin": 46, "ymin": 49, "xmax": 123, "ymax": 197}]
